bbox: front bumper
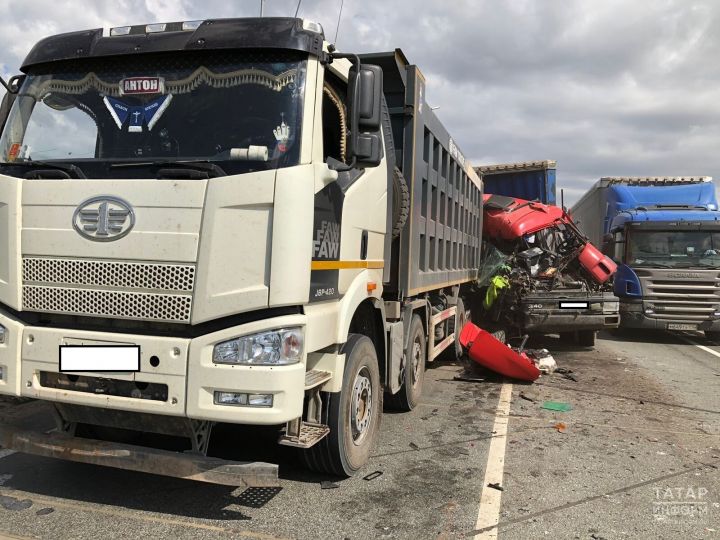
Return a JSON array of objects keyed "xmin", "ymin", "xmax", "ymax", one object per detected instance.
[
  {"xmin": 0, "ymin": 308, "xmax": 306, "ymax": 426},
  {"xmin": 0, "ymin": 423, "xmax": 279, "ymax": 487},
  {"xmin": 619, "ymin": 301, "xmax": 720, "ymax": 331},
  {"xmin": 518, "ymin": 295, "xmax": 620, "ymax": 333}
]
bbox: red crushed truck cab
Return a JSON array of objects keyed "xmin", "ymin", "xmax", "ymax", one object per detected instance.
[{"xmin": 475, "ymin": 194, "xmax": 620, "ymax": 346}]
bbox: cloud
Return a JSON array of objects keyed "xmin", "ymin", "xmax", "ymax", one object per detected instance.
[{"xmin": 1, "ymin": 0, "xmax": 718, "ymax": 204}]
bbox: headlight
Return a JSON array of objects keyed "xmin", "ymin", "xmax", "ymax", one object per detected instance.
[
  {"xmin": 0, "ymin": 324, "xmax": 6, "ymax": 344},
  {"xmin": 212, "ymin": 327, "xmax": 303, "ymax": 365}
]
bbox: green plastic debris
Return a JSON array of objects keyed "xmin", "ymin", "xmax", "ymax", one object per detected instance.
[
  {"xmin": 483, "ymin": 275, "xmax": 510, "ymax": 310},
  {"xmin": 541, "ymin": 401, "xmax": 572, "ymax": 412}
]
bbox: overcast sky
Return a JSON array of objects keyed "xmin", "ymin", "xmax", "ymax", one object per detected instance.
[{"xmin": 0, "ymin": 0, "xmax": 717, "ymax": 204}]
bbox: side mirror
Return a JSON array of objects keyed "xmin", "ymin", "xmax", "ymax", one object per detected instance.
[
  {"xmin": 349, "ymin": 65, "xmax": 382, "ymax": 130},
  {"xmin": 0, "ymin": 74, "xmax": 24, "ymax": 134},
  {"xmin": 0, "ymin": 92, "xmax": 16, "ymax": 134},
  {"xmin": 347, "ymin": 64, "xmax": 383, "ymax": 167}
]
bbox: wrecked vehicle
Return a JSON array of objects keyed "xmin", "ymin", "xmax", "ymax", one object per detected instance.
[{"xmin": 474, "ymin": 194, "xmax": 619, "ymax": 346}]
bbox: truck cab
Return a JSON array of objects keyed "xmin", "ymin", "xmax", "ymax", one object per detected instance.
[
  {"xmin": 474, "ymin": 161, "xmax": 619, "ymax": 346},
  {"xmin": 0, "ymin": 17, "xmax": 483, "ymax": 482},
  {"xmin": 598, "ymin": 178, "xmax": 720, "ymax": 336}
]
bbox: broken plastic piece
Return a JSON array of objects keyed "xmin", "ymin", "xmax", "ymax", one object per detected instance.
[
  {"xmin": 554, "ymin": 422, "xmax": 566, "ymax": 433},
  {"xmin": 487, "ymin": 482, "xmax": 504, "ymax": 491},
  {"xmin": 363, "ymin": 471, "xmax": 383, "ymax": 481},
  {"xmin": 541, "ymin": 401, "xmax": 572, "ymax": 412},
  {"xmin": 535, "ymin": 354, "xmax": 557, "ymax": 374},
  {"xmin": 459, "ymin": 322, "xmax": 541, "ymax": 381}
]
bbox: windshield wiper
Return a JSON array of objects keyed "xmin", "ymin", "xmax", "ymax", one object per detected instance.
[
  {"xmin": 110, "ymin": 160, "xmax": 227, "ymax": 178},
  {"xmin": 5, "ymin": 160, "xmax": 86, "ymax": 179}
]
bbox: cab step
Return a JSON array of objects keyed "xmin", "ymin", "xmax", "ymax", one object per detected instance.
[
  {"xmin": 278, "ymin": 421, "xmax": 330, "ymax": 449},
  {"xmin": 304, "ymin": 369, "xmax": 332, "ymax": 390}
]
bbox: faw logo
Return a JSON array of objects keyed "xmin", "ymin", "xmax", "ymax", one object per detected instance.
[
  {"xmin": 72, "ymin": 196, "xmax": 135, "ymax": 242},
  {"xmin": 313, "ymin": 220, "xmax": 340, "ymax": 259},
  {"xmin": 666, "ymin": 272, "xmax": 702, "ymax": 279}
]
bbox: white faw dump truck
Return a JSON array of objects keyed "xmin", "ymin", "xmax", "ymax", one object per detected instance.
[{"xmin": 0, "ymin": 18, "xmax": 483, "ymax": 484}]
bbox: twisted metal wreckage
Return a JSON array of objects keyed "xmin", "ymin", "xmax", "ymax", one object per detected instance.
[{"xmin": 460, "ymin": 194, "xmax": 617, "ymax": 381}]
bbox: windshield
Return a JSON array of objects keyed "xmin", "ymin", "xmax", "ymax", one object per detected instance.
[
  {"xmin": 627, "ymin": 229, "xmax": 720, "ymax": 268},
  {"xmin": 0, "ymin": 50, "xmax": 307, "ymax": 178}
]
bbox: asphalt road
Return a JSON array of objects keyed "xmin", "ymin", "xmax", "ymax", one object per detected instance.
[{"xmin": 0, "ymin": 330, "xmax": 717, "ymax": 539}]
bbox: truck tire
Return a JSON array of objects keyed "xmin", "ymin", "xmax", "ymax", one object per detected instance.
[
  {"xmin": 559, "ymin": 331, "xmax": 576, "ymax": 343},
  {"xmin": 446, "ymin": 297, "xmax": 467, "ymax": 359},
  {"xmin": 386, "ymin": 315, "xmax": 426, "ymax": 411},
  {"xmin": 577, "ymin": 330, "xmax": 596, "ymax": 347},
  {"xmin": 391, "ymin": 167, "xmax": 409, "ymax": 238},
  {"xmin": 301, "ymin": 334, "xmax": 382, "ymax": 477}
]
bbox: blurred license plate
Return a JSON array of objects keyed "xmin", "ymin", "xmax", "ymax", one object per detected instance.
[
  {"xmin": 667, "ymin": 323, "xmax": 697, "ymax": 331},
  {"xmin": 60, "ymin": 345, "xmax": 140, "ymax": 372}
]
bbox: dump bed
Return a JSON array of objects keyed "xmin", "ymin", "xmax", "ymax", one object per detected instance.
[
  {"xmin": 475, "ymin": 160, "xmax": 556, "ymax": 205},
  {"xmin": 361, "ymin": 50, "xmax": 483, "ymax": 296}
]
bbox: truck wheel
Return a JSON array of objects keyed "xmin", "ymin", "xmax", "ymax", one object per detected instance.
[
  {"xmin": 705, "ymin": 331, "xmax": 720, "ymax": 342},
  {"xmin": 447, "ymin": 297, "xmax": 467, "ymax": 359},
  {"xmin": 301, "ymin": 334, "xmax": 382, "ymax": 477},
  {"xmin": 391, "ymin": 167, "xmax": 409, "ymax": 238},
  {"xmin": 386, "ymin": 315, "xmax": 426, "ymax": 411},
  {"xmin": 577, "ymin": 330, "xmax": 596, "ymax": 347}
]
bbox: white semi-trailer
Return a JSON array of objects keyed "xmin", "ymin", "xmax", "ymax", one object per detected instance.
[{"xmin": 0, "ymin": 18, "xmax": 483, "ymax": 485}]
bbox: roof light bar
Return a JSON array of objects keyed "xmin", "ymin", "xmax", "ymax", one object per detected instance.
[
  {"xmin": 302, "ymin": 20, "xmax": 324, "ymax": 34},
  {"xmin": 109, "ymin": 26, "xmax": 131, "ymax": 36},
  {"xmin": 145, "ymin": 23, "xmax": 167, "ymax": 33},
  {"xmin": 108, "ymin": 20, "xmax": 205, "ymax": 37},
  {"xmin": 182, "ymin": 20, "xmax": 204, "ymax": 31}
]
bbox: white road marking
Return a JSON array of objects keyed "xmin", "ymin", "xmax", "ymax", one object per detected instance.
[
  {"xmin": 474, "ymin": 383, "xmax": 513, "ymax": 539},
  {"xmin": 676, "ymin": 333, "xmax": 720, "ymax": 359}
]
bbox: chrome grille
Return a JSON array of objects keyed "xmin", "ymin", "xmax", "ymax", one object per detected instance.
[
  {"xmin": 637, "ymin": 270, "xmax": 720, "ymax": 321},
  {"xmin": 22, "ymin": 257, "xmax": 194, "ymax": 323}
]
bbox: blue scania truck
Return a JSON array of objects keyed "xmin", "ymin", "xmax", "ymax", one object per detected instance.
[{"xmin": 570, "ymin": 176, "xmax": 720, "ymax": 339}]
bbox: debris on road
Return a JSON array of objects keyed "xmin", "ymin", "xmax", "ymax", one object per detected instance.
[
  {"xmin": 320, "ymin": 481, "xmax": 339, "ymax": 490},
  {"xmin": 553, "ymin": 422, "xmax": 567, "ymax": 433},
  {"xmin": 459, "ymin": 322, "xmax": 541, "ymax": 381},
  {"xmin": 519, "ymin": 390, "xmax": 539, "ymax": 402},
  {"xmin": 36, "ymin": 507, "xmax": 54, "ymax": 516},
  {"xmin": 527, "ymin": 349, "xmax": 557, "ymax": 373},
  {"xmin": 487, "ymin": 482, "xmax": 504, "ymax": 491},
  {"xmin": 363, "ymin": 471, "xmax": 383, "ymax": 481},
  {"xmin": 453, "ymin": 373, "xmax": 486, "ymax": 383},
  {"xmin": 409, "ymin": 442, "xmax": 420, "ymax": 451},
  {"xmin": 541, "ymin": 401, "xmax": 572, "ymax": 412},
  {"xmin": 0, "ymin": 495, "xmax": 33, "ymax": 511}
]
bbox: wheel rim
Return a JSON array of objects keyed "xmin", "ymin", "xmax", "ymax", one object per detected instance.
[
  {"xmin": 350, "ymin": 366, "xmax": 373, "ymax": 445},
  {"xmin": 411, "ymin": 337, "xmax": 422, "ymax": 386}
]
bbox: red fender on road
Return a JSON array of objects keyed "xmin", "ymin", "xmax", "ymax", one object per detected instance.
[{"xmin": 459, "ymin": 322, "xmax": 541, "ymax": 382}]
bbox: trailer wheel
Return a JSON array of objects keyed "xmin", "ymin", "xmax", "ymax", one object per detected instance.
[
  {"xmin": 301, "ymin": 334, "xmax": 382, "ymax": 477},
  {"xmin": 386, "ymin": 315, "xmax": 426, "ymax": 411},
  {"xmin": 577, "ymin": 330, "xmax": 596, "ymax": 347},
  {"xmin": 391, "ymin": 167, "xmax": 409, "ymax": 238}
]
